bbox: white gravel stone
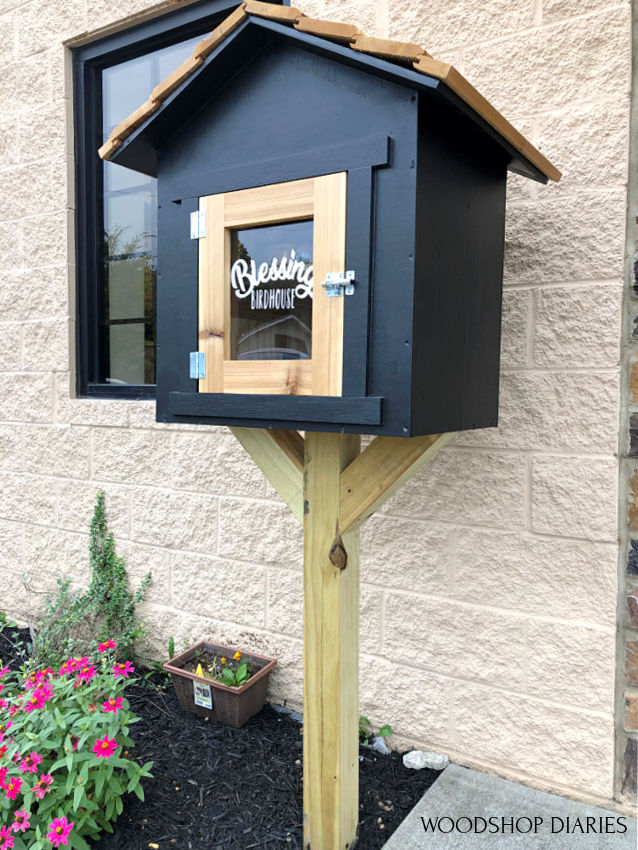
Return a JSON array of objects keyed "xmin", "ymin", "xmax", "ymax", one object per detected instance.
[
  {"xmin": 403, "ymin": 750, "xmax": 449, "ymax": 771},
  {"xmin": 372, "ymin": 736, "xmax": 391, "ymax": 755}
]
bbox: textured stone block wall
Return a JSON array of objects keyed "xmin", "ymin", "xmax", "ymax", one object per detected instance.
[{"xmin": 0, "ymin": 0, "xmax": 630, "ymax": 806}]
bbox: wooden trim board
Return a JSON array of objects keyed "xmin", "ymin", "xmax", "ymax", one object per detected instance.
[
  {"xmin": 230, "ymin": 427, "xmax": 305, "ymax": 521},
  {"xmin": 339, "ymin": 431, "xmax": 456, "ymax": 533}
]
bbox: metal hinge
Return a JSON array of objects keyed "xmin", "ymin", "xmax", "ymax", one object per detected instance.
[
  {"xmin": 321, "ymin": 270, "xmax": 355, "ymax": 297},
  {"xmin": 190, "ymin": 351, "xmax": 206, "ymax": 379},
  {"xmin": 190, "ymin": 210, "xmax": 206, "ymax": 239}
]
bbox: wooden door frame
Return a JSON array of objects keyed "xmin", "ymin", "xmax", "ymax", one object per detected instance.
[{"xmin": 197, "ymin": 173, "xmax": 347, "ymax": 397}]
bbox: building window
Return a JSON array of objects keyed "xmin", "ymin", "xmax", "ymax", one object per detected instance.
[
  {"xmin": 73, "ymin": 0, "xmax": 252, "ymax": 398},
  {"xmin": 101, "ymin": 39, "xmax": 201, "ymax": 387}
]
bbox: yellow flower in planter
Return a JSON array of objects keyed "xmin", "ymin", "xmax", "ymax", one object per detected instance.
[
  {"xmin": 234, "ymin": 652, "xmax": 241, "ymax": 661},
  {"xmin": 195, "ymin": 663, "xmax": 205, "ymax": 678},
  {"xmin": 220, "ymin": 657, "xmax": 226, "ymax": 664}
]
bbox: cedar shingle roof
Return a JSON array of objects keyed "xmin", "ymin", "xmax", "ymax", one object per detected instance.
[{"xmin": 98, "ymin": 0, "xmax": 560, "ymax": 182}]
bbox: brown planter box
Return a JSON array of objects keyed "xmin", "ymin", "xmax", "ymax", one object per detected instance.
[{"xmin": 163, "ymin": 641, "xmax": 277, "ymax": 728}]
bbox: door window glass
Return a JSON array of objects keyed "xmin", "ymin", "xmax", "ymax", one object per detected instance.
[{"xmin": 229, "ymin": 220, "xmax": 314, "ymax": 361}]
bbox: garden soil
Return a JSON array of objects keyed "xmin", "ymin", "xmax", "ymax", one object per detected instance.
[{"xmin": 0, "ymin": 628, "xmax": 439, "ymax": 849}]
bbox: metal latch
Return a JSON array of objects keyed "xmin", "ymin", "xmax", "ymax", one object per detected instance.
[
  {"xmin": 190, "ymin": 351, "xmax": 206, "ymax": 379},
  {"xmin": 321, "ymin": 270, "xmax": 355, "ymax": 297},
  {"xmin": 190, "ymin": 210, "xmax": 206, "ymax": 239}
]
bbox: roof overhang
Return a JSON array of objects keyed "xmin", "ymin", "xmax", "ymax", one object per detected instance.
[{"xmin": 105, "ymin": 2, "xmax": 560, "ymax": 184}]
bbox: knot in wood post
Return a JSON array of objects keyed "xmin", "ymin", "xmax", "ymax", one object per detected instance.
[{"xmin": 329, "ymin": 533, "xmax": 348, "ymax": 570}]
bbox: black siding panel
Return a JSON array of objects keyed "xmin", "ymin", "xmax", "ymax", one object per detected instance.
[
  {"xmin": 155, "ymin": 196, "xmax": 199, "ymax": 422},
  {"xmin": 411, "ymin": 95, "xmax": 507, "ymax": 435}
]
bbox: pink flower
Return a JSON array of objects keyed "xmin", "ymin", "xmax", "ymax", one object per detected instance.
[
  {"xmin": 0, "ymin": 722, "xmax": 12, "ymax": 739},
  {"xmin": 0, "ymin": 824, "xmax": 13, "ymax": 849},
  {"xmin": 25, "ymin": 668, "xmax": 54, "ymax": 690},
  {"xmin": 69, "ymin": 735, "xmax": 80, "ymax": 752},
  {"xmin": 112, "ymin": 661, "xmax": 134, "ymax": 678},
  {"xmin": 98, "ymin": 640, "xmax": 117, "ymax": 653},
  {"xmin": 8, "ymin": 706, "xmax": 19, "ymax": 717},
  {"xmin": 34, "ymin": 772, "xmax": 53, "ymax": 800},
  {"xmin": 23, "ymin": 696, "xmax": 39, "ymax": 714},
  {"xmin": 76, "ymin": 665, "xmax": 96, "ymax": 684},
  {"xmin": 0, "ymin": 745, "xmax": 7, "ymax": 758},
  {"xmin": 19, "ymin": 751, "xmax": 42, "ymax": 774},
  {"xmin": 0, "ymin": 766, "xmax": 7, "ymax": 785},
  {"xmin": 37, "ymin": 683, "xmax": 53, "ymax": 702},
  {"xmin": 46, "ymin": 817, "xmax": 74, "ymax": 847},
  {"xmin": 102, "ymin": 697, "xmax": 123, "ymax": 714},
  {"xmin": 59, "ymin": 657, "xmax": 88, "ymax": 676},
  {"xmin": 0, "ymin": 667, "xmax": 8, "ymax": 679},
  {"xmin": 0, "ymin": 700, "xmax": 7, "ymax": 710},
  {"xmin": 92, "ymin": 735, "xmax": 117, "ymax": 759},
  {"xmin": 24, "ymin": 684, "xmax": 53, "ymax": 713},
  {"xmin": 4, "ymin": 775, "xmax": 22, "ymax": 800},
  {"xmin": 11, "ymin": 810, "xmax": 29, "ymax": 833}
]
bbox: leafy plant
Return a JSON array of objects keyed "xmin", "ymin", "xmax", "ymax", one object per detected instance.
[
  {"xmin": 0, "ymin": 613, "xmax": 16, "ymax": 631},
  {"xmin": 148, "ymin": 637, "xmax": 176, "ymax": 680},
  {"xmin": 219, "ymin": 660, "xmax": 251, "ymax": 688},
  {"xmin": 28, "ymin": 491, "xmax": 151, "ymax": 670},
  {"xmin": 359, "ymin": 716, "xmax": 393, "ymax": 746},
  {"xmin": 0, "ymin": 643, "xmax": 152, "ymax": 848},
  {"xmin": 195, "ymin": 652, "xmax": 252, "ymax": 687}
]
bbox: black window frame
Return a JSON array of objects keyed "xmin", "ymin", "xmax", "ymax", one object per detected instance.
[{"xmin": 73, "ymin": 0, "xmax": 285, "ymax": 399}]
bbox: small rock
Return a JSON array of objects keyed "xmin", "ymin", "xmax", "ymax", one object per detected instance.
[
  {"xmin": 270, "ymin": 703, "xmax": 303, "ymax": 724},
  {"xmin": 371, "ymin": 736, "xmax": 391, "ymax": 755},
  {"xmin": 402, "ymin": 750, "xmax": 449, "ymax": 771}
]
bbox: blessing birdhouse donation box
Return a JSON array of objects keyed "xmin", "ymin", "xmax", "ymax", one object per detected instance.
[{"xmin": 101, "ymin": 2, "xmax": 559, "ymax": 437}]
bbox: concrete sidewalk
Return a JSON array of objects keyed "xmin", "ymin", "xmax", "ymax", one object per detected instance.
[{"xmin": 382, "ymin": 765, "xmax": 637, "ymax": 849}]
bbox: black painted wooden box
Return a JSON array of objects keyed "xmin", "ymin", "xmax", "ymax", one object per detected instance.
[{"xmin": 108, "ymin": 9, "xmax": 554, "ymax": 436}]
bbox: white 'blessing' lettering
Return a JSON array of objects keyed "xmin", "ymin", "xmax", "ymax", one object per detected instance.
[{"xmin": 230, "ymin": 249, "xmax": 313, "ymax": 300}]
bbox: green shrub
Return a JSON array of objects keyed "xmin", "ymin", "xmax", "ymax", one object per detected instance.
[
  {"xmin": 0, "ymin": 643, "xmax": 152, "ymax": 848},
  {"xmin": 29, "ymin": 491, "xmax": 151, "ymax": 669}
]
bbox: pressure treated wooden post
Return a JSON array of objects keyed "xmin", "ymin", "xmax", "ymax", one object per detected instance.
[
  {"xmin": 231, "ymin": 427, "xmax": 452, "ymax": 848},
  {"xmin": 303, "ymin": 431, "xmax": 361, "ymax": 850}
]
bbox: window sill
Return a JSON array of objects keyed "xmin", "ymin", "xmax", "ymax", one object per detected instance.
[{"xmin": 84, "ymin": 384, "xmax": 156, "ymax": 400}]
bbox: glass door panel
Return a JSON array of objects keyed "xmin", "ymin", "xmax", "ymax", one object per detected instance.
[{"xmin": 229, "ymin": 220, "xmax": 314, "ymax": 361}]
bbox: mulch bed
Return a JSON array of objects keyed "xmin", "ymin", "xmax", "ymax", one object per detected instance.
[{"xmin": 0, "ymin": 627, "xmax": 439, "ymax": 849}]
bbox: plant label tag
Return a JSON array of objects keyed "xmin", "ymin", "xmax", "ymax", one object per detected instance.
[{"xmin": 193, "ymin": 680, "xmax": 212, "ymax": 709}]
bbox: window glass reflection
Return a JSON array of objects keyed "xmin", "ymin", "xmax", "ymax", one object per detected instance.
[{"xmin": 100, "ymin": 34, "xmax": 201, "ymax": 385}]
